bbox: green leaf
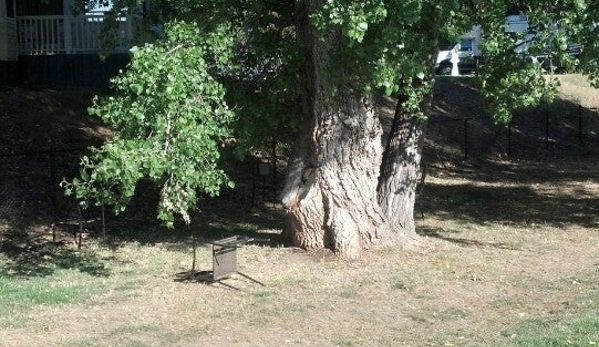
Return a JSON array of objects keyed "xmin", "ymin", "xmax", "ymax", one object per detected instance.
[{"xmin": 69, "ymin": 21, "xmax": 235, "ymax": 228}]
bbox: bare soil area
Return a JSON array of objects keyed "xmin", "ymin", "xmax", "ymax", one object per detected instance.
[{"xmin": 0, "ymin": 76, "xmax": 598, "ymax": 346}]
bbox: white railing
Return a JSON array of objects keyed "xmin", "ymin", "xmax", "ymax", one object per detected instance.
[{"xmin": 17, "ymin": 14, "xmax": 133, "ymax": 55}]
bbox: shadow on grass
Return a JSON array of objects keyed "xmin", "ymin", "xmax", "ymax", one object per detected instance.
[
  {"xmin": 0, "ymin": 229, "xmax": 110, "ymax": 278},
  {"xmin": 417, "ymin": 182, "xmax": 599, "ymax": 229},
  {"xmin": 417, "ymin": 225, "xmax": 524, "ymax": 250},
  {"xmin": 428, "ymin": 158, "xmax": 599, "ymax": 186},
  {"xmin": 101, "ymin": 190, "xmax": 287, "ymax": 253}
]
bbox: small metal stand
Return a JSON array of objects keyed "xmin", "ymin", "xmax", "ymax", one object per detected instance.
[
  {"xmin": 209, "ymin": 236, "xmax": 251, "ymax": 281},
  {"xmin": 179, "ymin": 235, "xmax": 265, "ymax": 289}
]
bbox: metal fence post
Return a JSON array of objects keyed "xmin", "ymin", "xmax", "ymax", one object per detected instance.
[
  {"xmin": 545, "ymin": 108, "xmax": 550, "ymax": 149},
  {"xmin": 463, "ymin": 118, "xmax": 469, "ymax": 160},
  {"xmin": 507, "ymin": 122, "xmax": 512, "ymax": 156},
  {"xmin": 578, "ymin": 104, "xmax": 583, "ymax": 143}
]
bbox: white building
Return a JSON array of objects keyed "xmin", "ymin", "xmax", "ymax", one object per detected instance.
[{"xmin": 1, "ymin": 0, "xmax": 147, "ymax": 85}]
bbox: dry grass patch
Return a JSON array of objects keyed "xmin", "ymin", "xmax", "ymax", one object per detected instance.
[
  {"xmin": 2, "ymin": 207, "xmax": 598, "ymax": 347},
  {"xmin": 557, "ymin": 74, "xmax": 599, "ymax": 108},
  {"xmin": 2, "ymin": 154, "xmax": 599, "ymax": 346}
]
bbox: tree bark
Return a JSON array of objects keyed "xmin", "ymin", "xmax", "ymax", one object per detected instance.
[
  {"xmin": 377, "ymin": 92, "xmax": 428, "ymax": 237},
  {"xmin": 281, "ymin": 0, "xmax": 439, "ymax": 258},
  {"xmin": 281, "ymin": 0, "xmax": 397, "ymax": 259},
  {"xmin": 377, "ymin": 43, "xmax": 438, "ymax": 237}
]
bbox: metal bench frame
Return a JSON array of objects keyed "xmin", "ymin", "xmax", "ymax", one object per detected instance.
[{"xmin": 204, "ymin": 236, "xmax": 264, "ymax": 287}]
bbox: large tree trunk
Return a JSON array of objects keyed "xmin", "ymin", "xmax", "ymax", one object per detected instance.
[
  {"xmin": 280, "ymin": 97, "xmax": 397, "ymax": 259},
  {"xmin": 280, "ymin": 0, "xmax": 397, "ymax": 259},
  {"xmin": 374, "ymin": 4, "xmax": 440, "ymax": 238},
  {"xmin": 377, "ymin": 94, "xmax": 428, "ymax": 237},
  {"xmin": 377, "ymin": 47, "xmax": 437, "ymax": 237}
]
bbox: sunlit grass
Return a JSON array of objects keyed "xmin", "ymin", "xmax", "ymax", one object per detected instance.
[
  {"xmin": 0, "ymin": 270, "xmax": 105, "ymax": 327},
  {"xmin": 557, "ymin": 74, "xmax": 599, "ymax": 109},
  {"xmin": 0, "ymin": 275, "xmax": 96, "ymax": 307},
  {"xmin": 513, "ymin": 309, "xmax": 599, "ymax": 346}
]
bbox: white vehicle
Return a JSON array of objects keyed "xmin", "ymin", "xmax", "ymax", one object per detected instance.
[{"xmin": 435, "ymin": 15, "xmax": 529, "ymax": 75}]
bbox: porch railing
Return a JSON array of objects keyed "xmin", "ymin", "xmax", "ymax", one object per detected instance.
[{"xmin": 17, "ymin": 14, "xmax": 133, "ymax": 55}]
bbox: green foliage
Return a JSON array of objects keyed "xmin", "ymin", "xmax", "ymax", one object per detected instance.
[
  {"xmin": 148, "ymin": 0, "xmax": 302, "ymax": 158},
  {"xmin": 478, "ymin": 54, "xmax": 559, "ymax": 124},
  {"xmin": 311, "ymin": 1, "xmax": 456, "ymax": 117},
  {"xmin": 471, "ymin": 3, "xmax": 581, "ymax": 123},
  {"xmin": 71, "ymin": 1, "xmax": 145, "ymax": 55},
  {"xmin": 76, "ymin": 0, "xmax": 599, "ymax": 127},
  {"xmin": 63, "ymin": 21, "xmax": 234, "ymax": 227},
  {"xmin": 216, "ymin": 0, "xmax": 302, "ymax": 158},
  {"xmin": 64, "ymin": 0, "xmax": 599, "ymax": 228},
  {"xmin": 572, "ymin": 2, "xmax": 599, "ymax": 86},
  {"xmin": 311, "ymin": 0, "xmax": 599, "ymax": 123},
  {"xmin": 314, "ymin": 0, "xmax": 389, "ymax": 43}
]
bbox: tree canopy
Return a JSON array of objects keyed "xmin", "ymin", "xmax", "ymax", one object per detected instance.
[{"xmin": 67, "ymin": 0, "xmax": 599, "ymax": 256}]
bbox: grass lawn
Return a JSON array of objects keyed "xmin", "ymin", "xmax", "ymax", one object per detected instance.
[{"xmin": 1, "ymin": 153, "xmax": 598, "ymax": 346}]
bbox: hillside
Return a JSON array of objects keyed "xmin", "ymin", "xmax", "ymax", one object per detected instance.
[{"xmin": 426, "ymin": 76, "xmax": 599, "ymax": 167}]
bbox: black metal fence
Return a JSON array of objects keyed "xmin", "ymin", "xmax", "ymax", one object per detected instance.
[
  {"xmin": 427, "ymin": 100, "xmax": 599, "ymax": 161},
  {"xmin": 0, "ymin": 147, "xmax": 104, "ymax": 247}
]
